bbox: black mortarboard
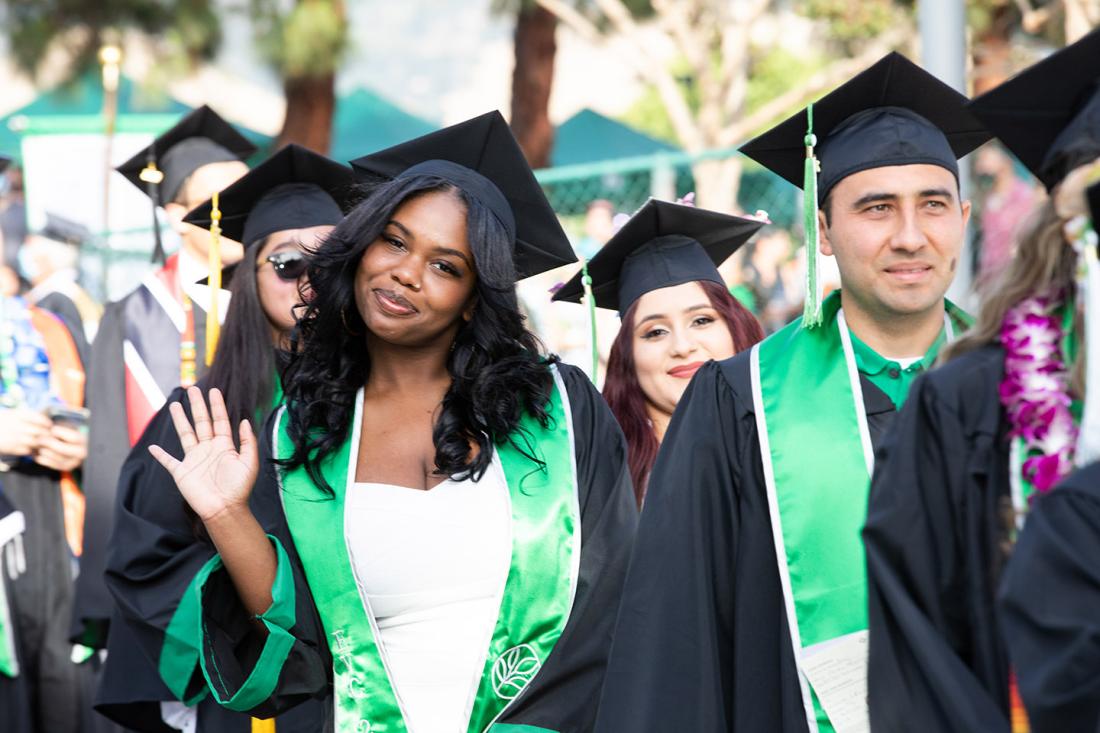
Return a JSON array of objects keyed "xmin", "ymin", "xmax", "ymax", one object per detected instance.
[
  {"xmin": 117, "ymin": 105, "xmax": 256, "ymax": 206},
  {"xmin": 0, "ymin": 156, "xmax": 10, "ymax": 174},
  {"xmin": 116, "ymin": 105, "xmax": 256, "ymax": 264},
  {"xmin": 553, "ymin": 199, "xmax": 764, "ymax": 314},
  {"xmin": 38, "ymin": 213, "xmax": 91, "ymax": 246},
  {"xmin": 184, "ymin": 144, "xmax": 353, "ymax": 246},
  {"xmin": 968, "ymin": 28, "xmax": 1100, "ymax": 191},
  {"xmin": 349, "ymin": 111, "xmax": 575, "ymax": 279},
  {"xmin": 741, "ymin": 52, "xmax": 990, "ymax": 199}
]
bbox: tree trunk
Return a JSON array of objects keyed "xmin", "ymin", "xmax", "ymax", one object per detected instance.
[
  {"xmin": 277, "ymin": 71, "xmax": 336, "ymax": 154},
  {"xmin": 510, "ymin": 5, "xmax": 557, "ymax": 169},
  {"xmin": 692, "ymin": 157, "xmax": 743, "ymax": 214}
]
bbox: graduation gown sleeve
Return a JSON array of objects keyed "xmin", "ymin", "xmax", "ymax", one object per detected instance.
[
  {"xmin": 594, "ymin": 360, "xmax": 743, "ymax": 732},
  {"xmin": 864, "ymin": 350, "xmax": 1012, "ymax": 733},
  {"xmin": 72, "ymin": 299, "xmax": 128, "ymax": 647},
  {"xmin": 998, "ymin": 462, "xmax": 1100, "ymax": 733},
  {"xmin": 103, "ymin": 386, "xmax": 330, "ymax": 727},
  {"xmin": 495, "ymin": 362, "xmax": 638, "ymax": 731}
]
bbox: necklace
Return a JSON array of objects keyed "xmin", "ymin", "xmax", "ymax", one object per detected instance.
[{"xmin": 1000, "ymin": 292, "xmax": 1078, "ymax": 503}]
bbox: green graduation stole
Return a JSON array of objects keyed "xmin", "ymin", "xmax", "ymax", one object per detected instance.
[
  {"xmin": 275, "ymin": 367, "xmax": 580, "ymax": 733},
  {"xmin": 750, "ymin": 291, "xmax": 969, "ymax": 733}
]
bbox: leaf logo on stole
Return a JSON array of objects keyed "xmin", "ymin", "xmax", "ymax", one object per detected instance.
[{"xmin": 491, "ymin": 644, "xmax": 542, "ymax": 700}]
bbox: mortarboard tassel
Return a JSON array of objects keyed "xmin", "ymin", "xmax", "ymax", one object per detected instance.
[
  {"xmin": 581, "ymin": 258, "xmax": 599, "ymax": 382},
  {"xmin": 802, "ymin": 104, "xmax": 824, "ymax": 329},
  {"xmin": 139, "ymin": 154, "xmax": 166, "ymax": 265},
  {"xmin": 205, "ymin": 191, "xmax": 222, "ymax": 366}
]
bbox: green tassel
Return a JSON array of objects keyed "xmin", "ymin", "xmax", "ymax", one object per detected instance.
[
  {"xmin": 802, "ymin": 103, "xmax": 824, "ymax": 329},
  {"xmin": 581, "ymin": 258, "xmax": 599, "ymax": 381}
]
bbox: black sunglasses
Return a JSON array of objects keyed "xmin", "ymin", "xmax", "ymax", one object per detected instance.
[{"xmin": 258, "ymin": 251, "xmax": 308, "ymax": 282}]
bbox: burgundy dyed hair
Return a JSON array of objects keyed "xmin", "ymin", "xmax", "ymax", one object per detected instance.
[{"xmin": 603, "ymin": 279, "xmax": 764, "ymax": 505}]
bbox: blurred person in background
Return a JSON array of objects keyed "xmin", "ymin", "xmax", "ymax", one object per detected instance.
[
  {"xmin": 740, "ymin": 225, "xmax": 804, "ymax": 332},
  {"xmin": 554, "ymin": 198, "xmax": 764, "ymax": 503},
  {"xmin": 0, "ymin": 264, "xmax": 24, "ymax": 297},
  {"xmin": 974, "ymin": 142, "xmax": 1040, "ymax": 295},
  {"xmin": 575, "ymin": 198, "xmax": 615, "ymax": 260},
  {"xmin": 1, "ymin": 164, "xmax": 27, "ymax": 270},
  {"xmin": 20, "ymin": 214, "xmax": 102, "ymax": 366},
  {"xmin": 0, "ymin": 154, "xmax": 91, "ymax": 732},
  {"xmin": 73, "ymin": 105, "xmax": 253, "ymax": 661}
]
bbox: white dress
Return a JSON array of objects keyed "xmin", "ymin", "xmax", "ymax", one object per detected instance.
[{"xmin": 345, "ymin": 451, "xmax": 512, "ymax": 733}]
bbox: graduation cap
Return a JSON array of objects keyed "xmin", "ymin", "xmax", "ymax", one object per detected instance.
[
  {"xmin": 184, "ymin": 143, "xmax": 353, "ymax": 246},
  {"xmin": 741, "ymin": 52, "xmax": 989, "ymax": 198},
  {"xmin": 349, "ymin": 111, "xmax": 575, "ymax": 279},
  {"xmin": 116, "ymin": 105, "xmax": 257, "ymax": 263},
  {"xmin": 968, "ymin": 28, "xmax": 1100, "ymax": 192},
  {"xmin": 0, "ymin": 156, "xmax": 10, "ymax": 174},
  {"xmin": 37, "ymin": 213, "xmax": 92, "ymax": 247},
  {"xmin": 740, "ymin": 52, "xmax": 989, "ymax": 326},
  {"xmin": 554, "ymin": 199, "xmax": 763, "ymax": 315}
]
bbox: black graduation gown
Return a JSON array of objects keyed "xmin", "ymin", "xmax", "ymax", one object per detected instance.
[
  {"xmin": 0, "ymin": 461, "xmax": 94, "ymax": 733},
  {"xmin": 104, "ymin": 363, "xmax": 637, "ymax": 732},
  {"xmin": 594, "ymin": 353, "xmax": 898, "ymax": 733},
  {"xmin": 0, "ymin": 488, "xmax": 33, "ymax": 733},
  {"xmin": 73, "ymin": 292, "xmax": 210, "ymax": 648},
  {"xmin": 998, "ymin": 461, "xmax": 1100, "ymax": 733},
  {"xmin": 863, "ymin": 344, "xmax": 1014, "ymax": 732}
]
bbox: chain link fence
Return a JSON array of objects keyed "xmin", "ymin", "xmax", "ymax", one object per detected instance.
[{"xmin": 535, "ymin": 148, "xmax": 801, "ymax": 239}]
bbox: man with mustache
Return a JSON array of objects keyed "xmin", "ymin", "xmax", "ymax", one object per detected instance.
[{"xmin": 595, "ymin": 53, "xmax": 987, "ymax": 733}]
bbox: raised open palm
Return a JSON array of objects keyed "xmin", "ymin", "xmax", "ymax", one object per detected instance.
[{"xmin": 149, "ymin": 386, "xmax": 259, "ymax": 523}]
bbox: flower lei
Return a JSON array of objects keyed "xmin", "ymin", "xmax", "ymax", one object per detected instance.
[{"xmin": 999, "ymin": 292, "xmax": 1078, "ymax": 495}]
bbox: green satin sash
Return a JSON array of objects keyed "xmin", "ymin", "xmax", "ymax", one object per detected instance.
[
  {"xmin": 751, "ymin": 291, "xmax": 968, "ymax": 733},
  {"xmin": 275, "ymin": 366, "xmax": 580, "ymax": 733}
]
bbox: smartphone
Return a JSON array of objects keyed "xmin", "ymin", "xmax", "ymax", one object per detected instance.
[{"xmin": 45, "ymin": 405, "xmax": 90, "ymax": 429}]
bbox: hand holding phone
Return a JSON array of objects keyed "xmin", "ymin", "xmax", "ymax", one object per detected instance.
[{"xmin": 45, "ymin": 405, "xmax": 90, "ymax": 430}]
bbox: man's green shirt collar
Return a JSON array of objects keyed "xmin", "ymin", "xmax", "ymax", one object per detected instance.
[{"xmin": 848, "ymin": 326, "xmax": 946, "ymax": 410}]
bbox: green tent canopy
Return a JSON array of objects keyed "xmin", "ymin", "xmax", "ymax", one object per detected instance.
[
  {"xmin": 0, "ymin": 70, "xmax": 270, "ymax": 161},
  {"xmin": 329, "ymin": 87, "xmax": 437, "ymax": 164},
  {"xmin": 551, "ymin": 108, "xmax": 679, "ymax": 166}
]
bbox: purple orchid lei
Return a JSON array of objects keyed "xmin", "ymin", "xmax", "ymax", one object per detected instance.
[{"xmin": 999, "ymin": 292, "xmax": 1078, "ymax": 494}]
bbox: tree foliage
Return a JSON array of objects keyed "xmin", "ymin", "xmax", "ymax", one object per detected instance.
[
  {"xmin": 248, "ymin": 0, "xmax": 347, "ymax": 80},
  {"xmin": 1, "ymin": 0, "xmax": 221, "ymax": 79}
]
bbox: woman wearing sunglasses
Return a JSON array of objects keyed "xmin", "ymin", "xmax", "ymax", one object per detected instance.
[
  {"xmin": 113, "ymin": 113, "xmax": 637, "ymax": 733},
  {"xmin": 95, "ymin": 144, "xmax": 352, "ymax": 733}
]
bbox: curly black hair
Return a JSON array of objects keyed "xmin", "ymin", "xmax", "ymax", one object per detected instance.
[{"xmin": 279, "ymin": 174, "xmax": 556, "ymax": 493}]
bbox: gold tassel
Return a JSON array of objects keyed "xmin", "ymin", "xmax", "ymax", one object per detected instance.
[
  {"xmin": 250, "ymin": 718, "xmax": 276, "ymax": 733},
  {"xmin": 206, "ymin": 191, "xmax": 222, "ymax": 366}
]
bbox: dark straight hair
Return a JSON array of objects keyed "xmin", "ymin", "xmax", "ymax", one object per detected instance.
[
  {"xmin": 206, "ymin": 238, "xmax": 281, "ymax": 431},
  {"xmin": 602, "ymin": 279, "xmax": 764, "ymax": 504}
]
